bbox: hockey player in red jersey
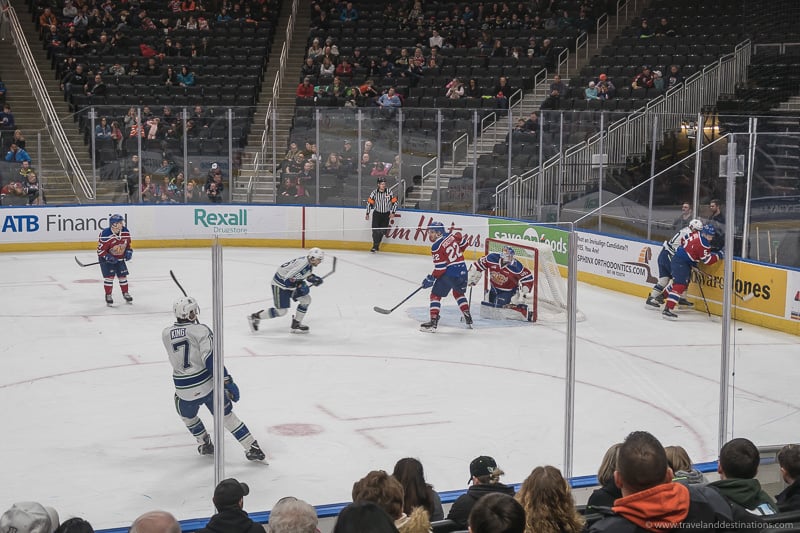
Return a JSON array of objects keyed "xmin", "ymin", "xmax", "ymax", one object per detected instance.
[
  {"xmin": 419, "ymin": 221, "xmax": 473, "ymax": 332},
  {"xmin": 663, "ymin": 224, "xmax": 722, "ymax": 320},
  {"xmin": 97, "ymin": 213, "xmax": 133, "ymax": 306},
  {"xmin": 469, "ymin": 245, "xmax": 535, "ymax": 320},
  {"xmin": 645, "ymin": 218, "xmax": 703, "ymax": 310}
]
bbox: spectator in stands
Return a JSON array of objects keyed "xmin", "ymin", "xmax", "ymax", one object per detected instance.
[
  {"xmin": 284, "ymin": 142, "xmax": 300, "ymax": 164},
  {"xmin": 11, "ymin": 129, "xmax": 26, "ymax": 150},
  {"xmin": 516, "ymin": 465, "xmax": 584, "ymax": 533},
  {"xmin": 324, "ymin": 152, "xmax": 342, "ymax": 174},
  {"xmin": 709, "ymin": 437, "xmax": 777, "ymax": 516},
  {"xmin": 0, "ymin": 502, "xmax": 60, "ymax": 533},
  {"xmin": 319, "ymin": 57, "xmax": 336, "ymax": 83},
  {"xmin": 163, "ymin": 66, "xmax": 179, "ymax": 86},
  {"xmin": 61, "ymin": 64, "xmax": 88, "ymax": 97},
  {"xmin": 186, "ymin": 180, "xmax": 203, "ymax": 203},
  {"xmin": 673, "ymin": 202, "xmax": 693, "ymax": 229},
  {"xmin": 585, "ymin": 81, "xmax": 599, "ymax": 100},
  {"xmin": 666, "ymin": 65, "xmax": 683, "ymax": 90},
  {"xmin": 392, "ymin": 457, "xmax": 444, "ymax": 521},
  {"xmin": 141, "ymin": 175, "xmax": 156, "ymax": 203},
  {"xmin": 194, "ymin": 478, "xmax": 261, "ymax": 533},
  {"xmin": 638, "ymin": 18, "xmax": 654, "ymax": 38},
  {"xmin": 491, "ymin": 39, "xmax": 507, "ymax": 58},
  {"xmin": 296, "ymin": 77, "xmax": 315, "ymax": 100},
  {"xmin": 39, "ymin": 7, "xmax": 58, "ymax": 33},
  {"xmin": 127, "ymin": 59, "xmax": 141, "ymax": 76},
  {"xmin": 547, "ymin": 74, "xmax": 566, "ymax": 108},
  {"xmin": 335, "ymin": 59, "xmax": 353, "ymax": 81},
  {"xmin": 0, "ymin": 105, "xmax": 16, "ymax": 139},
  {"xmin": 351, "ymin": 48, "xmax": 366, "ymax": 69},
  {"xmin": 776, "ymin": 444, "xmax": 800, "ymax": 512},
  {"xmin": 268, "ymin": 497, "xmax": 318, "ymax": 533},
  {"xmin": 655, "ymin": 17, "xmax": 677, "ymax": 37},
  {"xmin": 85, "ymin": 74, "xmax": 107, "ymax": 99},
  {"xmin": 54, "ymin": 517, "xmax": 94, "ymax": 533},
  {"xmin": 523, "ymin": 112, "xmax": 539, "ymax": 133},
  {"xmin": 129, "ymin": 511, "xmax": 180, "ymax": 533},
  {"xmin": 446, "ymin": 78, "xmax": 464, "ymax": 99},
  {"xmin": 665, "ymin": 445, "xmax": 707, "ymax": 485},
  {"xmin": 300, "ymin": 58, "xmax": 318, "ymax": 83},
  {"xmin": 95, "ymin": 117, "xmax": 112, "ymax": 140},
  {"xmin": 145, "ymin": 117, "xmax": 161, "ymax": 140},
  {"xmin": 540, "ymin": 38, "xmax": 556, "ymax": 68},
  {"xmin": 5, "ymin": 143, "xmax": 31, "ymax": 163},
  {"xmin": 308, "ymin": 38, "xmax": 324, "ymax": 61},
  {"xmin": 109, "ymin": 62, "xmax": 125, "ymax": 77},
  {"xmin": 332, "ymin": 502, "xmax": 398, "ymax": 533},
  {"xmin": 447, "ymin": 456, "xmax": 515, "ymax": 528},
  {"xmin": 596, "ymin": 74, "xmax": 615, "ymax": 99},
  {"xmin": 469, "ymin": 493, "xmax": 525, "ymax": 533},
  {"xmin": 341, "ymin": 140, "xmax": 355, "ymax": 170},
  {"xmin": 278, "ymin": 176, "xmax": 298, "ymax": 200},
  {"xmin": 352, "ymin": 470, "xmax": 431, "ymax": 533},
  {"xmin": 0, "ymin": 181, "xmax": 26, "ymax": 205},
  {"xmin": 631, "ymin": 66, "xmax": 654, "ymax": 89},
  {"xmin": 586, "ymin": 442, "xmax": 623, "ymax": 508},
  {"xmin": 429, "ymin": 29, "xmax": 444, "ymax": 49},
  {"xmin": 359, "ymin": 79, "xmax": 379, "ymax": 103},
  {"xmin": 494, "ymin": 76, "xmax": 513, "ymax": 108},
  {"xmin": 143, "ymin": 57, "xmax": 161, "ymax": 77},
  {"xmin": 465, "ymin": 78, "xmax": 483, "ymax": 99},
  {"xmin": 378, "ymin": 88, "xmax": 402, "ymax": 110},
  {"xmin": 63, "ymin": 0, "xmax": 77, "ymax": 18},
  {"xmin": 653, "ymin": 70, "xmax": 665, "ymax": 91},
  {"xmin": 178, "ymin": 66, "xmax": 195, "ymax": 87},
  {"xmin": 18, "ymin": 160, "xmax": 33, "ymax": 180},
  {"xmin": 708, "ymin": 198, "xmax": 725, "ymax": 225},
  {"xmin": 587, "ymin": 431, "xmax": 738, "ymax": 533},
  {"xmin": 340, "ymin": 2, "xmax": 359, "ymax": 22},
  {"xmin": 23, "ymin": 172, "xmax": 44, "ymax": 205}
]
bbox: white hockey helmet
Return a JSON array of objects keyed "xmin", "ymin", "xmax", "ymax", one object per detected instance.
[
  {"xmin": 688, "ymin": 218, "xmax": 703, "ymax": 231},
  {"xmin": 307, "ymin": 247, "xmax": 324, "ymax": 264},
  {"xmin": 174, "ymin": 296, "xmax": 199, "ymax": 320}
]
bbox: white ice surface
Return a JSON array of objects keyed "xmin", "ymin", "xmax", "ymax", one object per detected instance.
[{"xmin": 0, "ymin": 247, "xmax": 797, "ymax": 529}]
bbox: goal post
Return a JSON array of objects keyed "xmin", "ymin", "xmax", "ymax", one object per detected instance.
[{"xmin": 482, "ymin": 238, "xmax": 584, "ymax": 323}]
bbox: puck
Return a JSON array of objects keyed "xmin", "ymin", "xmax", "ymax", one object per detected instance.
[{"xmin": 737, "ymin": 328, "xmax": 742, "ymax": 331}]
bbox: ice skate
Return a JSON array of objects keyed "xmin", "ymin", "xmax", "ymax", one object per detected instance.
[
  {"xmin": 197, "ymin": 435, "xmax": 214, "ymax": 456},
  {"xmin": 248, "ymin": 313, "xmax": 260, "ymax": 332},
  {"xmin": 645, "ymin": 296, "xmax": 662, "ymax": 310},
  {"xmin": 678, "ymin": 297, "xmax": 694, "ymax": 308},
  {"xmin": 370, "ymin": 245, "xmax": 378, "ymax": 253},
  {"xmin": 105, "ymin": 294, "xmax": 113, "ymax": 306},
  {"xmin": 654, "ymin": 294, "xmax": 665, "ymax": 304},
  {"xmin": 420, "ymin": 316, "xmax": 439, "ymax": 332},
  {"xmin": 245, "ymin": 441, "xmax": 267, "ymax": 462},
  {"xmin": 662, "ymin": 307, "xmax": 679, "ymax": 321},
  {"xmin": 122, "ymin": 292, "xmax": 133, "ymax": 304},
  {"xmin": 463, "ymin": 311, "xmax": 473, "ymax": 328},
  {"xmin": 290, "ymin": 317, "xmax": 309, "ymax": 333}
]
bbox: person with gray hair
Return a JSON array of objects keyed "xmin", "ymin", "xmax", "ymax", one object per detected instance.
[
  {"xmin": 267, "ymin": 497, "xmax": 318, "ymax": 533},
  {"xmin": 129, "ymin": 511, "xmax": 181, "ymax": 533}
]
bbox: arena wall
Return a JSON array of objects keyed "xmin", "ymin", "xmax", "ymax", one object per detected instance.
[{"xmin": 1, "ymin": 204, "xmax": 797, "ymax": 335}]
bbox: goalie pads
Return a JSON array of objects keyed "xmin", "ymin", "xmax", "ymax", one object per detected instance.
[
  {"xmin": 467, "ymin": 266, "xmax": 483, "ymax": 286},
  {"xmin": 479, "ymin": 301, "xmax": 534, "ymax": 322}
]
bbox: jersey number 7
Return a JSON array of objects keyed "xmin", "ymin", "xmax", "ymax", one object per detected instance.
[{"xmin": 172, "ymin": 340, "xmax": 190, "ymax": 369}]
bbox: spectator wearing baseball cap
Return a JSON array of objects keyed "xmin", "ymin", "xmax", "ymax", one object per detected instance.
[
  {"xmin": 195, "ymin": 478, "xmax": 265, "ymax": 533},
  {"xmin": 446, "ymin": 456, "xmax": 515, "ymax": 528},
  {"xmin": 0, "ymin": 502, "xmax": 59, "ymax": 533}
]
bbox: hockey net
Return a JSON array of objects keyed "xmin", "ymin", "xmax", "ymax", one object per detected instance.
[{"xmin": 483, "ymin": 238, "xmax": 585, "ymax": 323}]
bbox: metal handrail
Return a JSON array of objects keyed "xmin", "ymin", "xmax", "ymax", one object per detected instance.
[
  {"xmin": 557, "ymin": 47, "xmax": 570, "ymax": 79},
  {"xmin": 574, "ymin": 31, "xmax": 588, "ymax": 70},
  {"xmin": 2, "ymin": 0, "xmax": 90, "ymax": 200},
  {"xmin": 418, "ymin": 156, "xmax": 438, "ymax": 198},
  {"xmin": 596, "ymin": 13, "xmax": 609, "ymax": 49},
  {"xmin": 451, "ymin": 132, "xmax": 468, "ymax": 167},
  {"xmin": 615, "ymin": 0, "xmax": 628, "ymax": 31}
]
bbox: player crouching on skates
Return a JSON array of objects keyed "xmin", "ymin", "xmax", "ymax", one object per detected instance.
[
  {"xmin": 420, "ymin": 221, "xmax": 473, "ymax": 332},
  {"xmin": 645, "ymin": 218, "xmax": 703, "ymax": 310},
  {"xmin": 97, "ymin": 213, "xmax": 133, "ymax": 306},
  {"xmin": 163, "ymin": 296, "xmax": 266, "ymax": 461},
  {"xmin": 662, "ymin": 224, "xmax": 722, "ymax": 321},
  {"xmin": 469, "ymin": 245, "xmax": 535, "ymax": 321},
  {"xmin": 248, "ymin": 247, "xmax": 325, "ymax": 334}
]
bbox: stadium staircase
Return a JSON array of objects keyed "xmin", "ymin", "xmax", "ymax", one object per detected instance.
[
  {"xmin": 1, "ymin": 2, "xmax": 97, "ymax": 204},
  {"xmin": 408, "ymin": 2, "xmax": 647, "ymax": 213},
  {"xmin": 233, "ymin": 0, "xmax": 308, "ymax": 204}
]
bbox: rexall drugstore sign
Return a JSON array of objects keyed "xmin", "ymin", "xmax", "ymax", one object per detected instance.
[{"xmin": 487, "ymin": 218, "xmax": 570, "ymax": 265}]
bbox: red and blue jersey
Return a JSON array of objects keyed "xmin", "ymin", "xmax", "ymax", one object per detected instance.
[
  {"xmin": 97, "ymin": 226, "xmax": 132, "ymax": 259},
  {"xmin": 675, "ymin": 232, "xmax": 718, "ymax": 266},
  {"xmin": 430, "ymin": 231, "xmax": 468, "ymax": 278},
  {"xmin": 475, "ymin": 253, "xmax": 534, "ymax": 292}
]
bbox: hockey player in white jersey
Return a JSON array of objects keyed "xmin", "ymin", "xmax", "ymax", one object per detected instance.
[
  {"xmin": 644, "ymin": 219, "xmax": 703, "ymax": 309},
  {"xmin": 162, "ymin": 296, "xmax": 266, "ymax": 461},
  {"xmin": 248, "ymin": 247, "xmax": 325, "ymax": 334}
]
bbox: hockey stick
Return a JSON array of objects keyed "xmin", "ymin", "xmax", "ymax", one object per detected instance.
[
  {"xmin": 321, "ymin": 256, "xmax": 337, "ymax": 279},
  {"xmin": 74, "ymin": 256, "xmax": 100, "ymax": 267},
  {"xmin": 169, "ymin": 270, "xmax": 188, "ymax": 297},
  {"xmin": 695, "ymin": 276, "xmax": 712, "ymax": 318},
  {"xmin": 374, "ymin": 286, "xmax": 424, "ymax": 315}
]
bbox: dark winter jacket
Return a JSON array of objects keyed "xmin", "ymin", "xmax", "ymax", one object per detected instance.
[
  {"xmin": 588, "ymin": 483, "xmax": 744, "ymax": 533},
  {"xmin": 446, "ymin": 483, "xmax": 515, "ymax": 527},
  {"xmin": 195, "ymin": 508, "xmax": 264, "ymax": 533},
  {"xmin": 673, "ymin": 468, "xmax": 708, "ymax": 486},
  {"xmin": 588, "ymin": 479, "xmax": 623, "ymax": 509},
  {"xmin": 776, "ymin": 479, "xmax": 800, "ymax": 512},
  {"xmin": 709, "ymin": 478, "xmax": 778, "ymax": 515}
]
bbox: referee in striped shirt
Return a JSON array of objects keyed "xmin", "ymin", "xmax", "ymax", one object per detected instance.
[{"xmin": 365, "ymin": 177, "xmax": 398, "ymax": 252}]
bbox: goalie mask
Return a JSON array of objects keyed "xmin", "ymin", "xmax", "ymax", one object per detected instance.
[
  {"xmin": 500, "ymin": 246, "xmax": 515, "ymax": 263},
  {"xmin": 174, "ymin": 296, "xmax": 199, "ymax": 321}
]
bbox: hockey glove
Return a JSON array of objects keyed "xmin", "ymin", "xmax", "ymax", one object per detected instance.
[
  {"xmin": 224, "ymin": 376, "xmax": 240, "ymax": 402},
  {"xmin": 467, "ymin": 266, "xmax": 482, "ymax": 286},
  {"xmin": 124, "ymin": 249, "xmax": 133, "ymax": 260},
  {"xmin": 104, "ymin": 254, "xmax": 118, "ymax": 264},
  {"xmin": 715, "ymin": 250, "xmax": 724, "ymax": 260},
  {"xmin": 307, "ymin": 274, "xmax": 323, "ymax": 287},
  {"xmin": 292, "ymin": 283, "xmax": 310, "ymax": 300},
  {"xmin": 421, "ymin": 274, "xmax": 436, "ymax": 289}
]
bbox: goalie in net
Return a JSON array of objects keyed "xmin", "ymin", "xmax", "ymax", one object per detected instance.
[{"xmin": 469, "ymin": 244, "xmax": 535, "ymax": 322}]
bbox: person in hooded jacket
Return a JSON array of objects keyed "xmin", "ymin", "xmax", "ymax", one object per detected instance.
[
  {"xmin": 446, "ymin": 456, "xmax": 515, "ymax": 528},
  {"xmin": 776, "ymin": 444, "xmax": 800, "ymax": 512},
  {"xmin": 708, "ymin": 438, "xmax": 778, "ymax": 516},
  {"xmin": 665, "ymin": 445, "xmax": 708, "ymax": 486},
  {"xmin": 195, "ymin": 479, "xmax": 265, "ymax": 533},
  {"xmin": 587, "ymin": 443, "xmax": 623, "ymax": 508}
]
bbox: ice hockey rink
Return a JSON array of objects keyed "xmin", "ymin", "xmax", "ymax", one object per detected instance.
[{"xmin": 1, "ymin": 246, "xmax": 797, "ymax": 529}]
